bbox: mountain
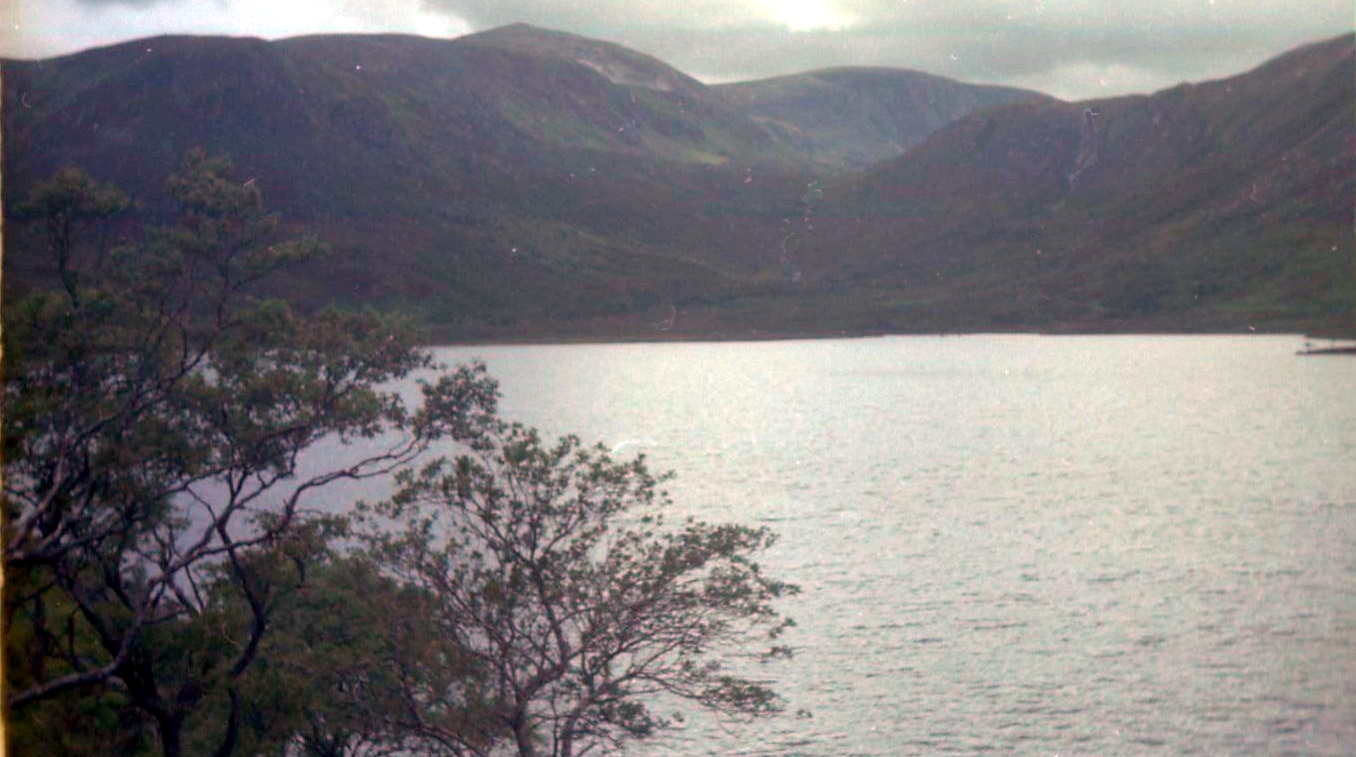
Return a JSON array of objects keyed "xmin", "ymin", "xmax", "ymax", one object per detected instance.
[
  {"xmin": 3, "ymin": 27, "xmax": 1352, "ymax": 338},
  {"xmin": 1, "ymin": 26, "xmax": 799, "ymax": 217},
  {"xmin": 0, "ymin": 26, "xmax": 805, "ymax": 335},
  {"xmin": 787, "ymin": 33, "xmax": 1356, "ymax": 334},
  {"xmin": 716, "ymin": 68, "xmax": 1042, "ymax": 169},
  {"xmin": 2, "ymin": 24, "xmax": 1033, "ymax": 337}
]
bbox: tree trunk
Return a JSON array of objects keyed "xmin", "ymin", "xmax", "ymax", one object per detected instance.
[
  {"xmin": 512, "ymin": 715, "xmax": 539, "ymax": 757},
  {"xmin": 156, "ymin": 713, "xmax": 184, "ymax": 757}
]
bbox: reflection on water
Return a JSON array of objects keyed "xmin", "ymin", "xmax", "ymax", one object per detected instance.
[{"xmin": 424, "ymin": 335, "xmax": 1356, "ymax": 756}]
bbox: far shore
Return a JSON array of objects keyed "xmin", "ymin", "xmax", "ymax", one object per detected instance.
[{"xmin": 428, "ymin": 327, "xmax": 1355, "ymax": 349}]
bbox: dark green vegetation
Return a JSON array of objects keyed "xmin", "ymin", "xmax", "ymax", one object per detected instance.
[
  {"xmin": 3, "ymin": 25, "xmax": 1352, "ymax": 338},
  {"xmin": 799, "ymin": 35, "xmax": 1356, "ymax": 334},
  {"xmin": 3, "ymin": 160, "xmax": 799, "ymax": 756}
]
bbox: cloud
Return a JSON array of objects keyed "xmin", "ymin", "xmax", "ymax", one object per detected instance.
[
  {"xmin": 2, "ymin": 0, "xmax": 1350, "ymax": 98},
  {"xmin": 2, "ymin": 0, "xmax": 470, "ymax": 59},
  {"xmin": 69, "ymin": 0, "xmax": 171, "ymax": 8},
  {"xmin": 527, "ymin": 15, "xmax": 1345, "ymax": 99},
  {"xmin": 423, "ymin": 0, "xmax": 1350, "ymax": 97}
]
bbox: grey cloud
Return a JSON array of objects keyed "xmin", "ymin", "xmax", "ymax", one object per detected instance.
[
  {"xmin": 71, "ymin": 0, "xmax": 183, "ymax": 7},
  {"xmin": 490, "ymin": 21, "xmax": 1336, "ymax": 99},
  {"xmin": 421, "ymin": 0, "xmax": 1350, "ymax": 98},
  {"xmin": 11, "ymin": 0, "xmax": 1346, "ymax": 98},
  {"xmin": 430, "ymin": 0, "xmax": 766, "ymax": 32}
]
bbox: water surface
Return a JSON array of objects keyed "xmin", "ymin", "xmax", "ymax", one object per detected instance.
[{"xmin": 430, "ymin": 335, "xmax": 1356, "ymax": 756}]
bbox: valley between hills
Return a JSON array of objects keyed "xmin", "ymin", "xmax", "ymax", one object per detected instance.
[{"xmin": 4, "ymin": 24, "xmax": 1353, "ymax": 340}]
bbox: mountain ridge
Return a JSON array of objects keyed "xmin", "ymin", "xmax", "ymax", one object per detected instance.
[
  {"xmin": 716, "ymin": 66, "xmax": 1044, "ymax": 169},
  {"xmin": 4, "ymin": 26, "xmax": 1351, "ymax": 338},
  {"xmin": 791, "ymin": 32, "xmax": 1354, "ymax": 333}
]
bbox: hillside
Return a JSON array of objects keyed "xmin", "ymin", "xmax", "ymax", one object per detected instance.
[
  {"xmin": 717, "ymin": 68, "xmax": 1042, "ymax": 169},
  {"xmin": 1, "ymin": 27, "xmax": 807, "ymax": 335},
  {"xmin": 788, "ymin": 33, "xmax": 1356, "ymax": 334},
  {"xmin": 3, "ymin": 27, "xmax": 1352, "ymax": 338}
]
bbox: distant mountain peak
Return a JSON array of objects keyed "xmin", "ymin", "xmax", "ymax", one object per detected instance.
[
  {"xmin": 464, "ymin": 23, "xmax": 705, "ymax": 96},
  {"xmin": 466, "ymin": 22, "xmax": 566, "ymax": 41},
  {"xmin": 6, "ymin": 28, "xmax": 1347, "ymax": 337},
  {"xmin": 716, "ymin": 67, "xmax": 1043, "ymax": 168}
]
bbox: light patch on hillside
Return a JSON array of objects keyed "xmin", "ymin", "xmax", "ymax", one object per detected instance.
[{"xmin": 576, "ymin": 56, "xmax": 675, "ymax": 91}]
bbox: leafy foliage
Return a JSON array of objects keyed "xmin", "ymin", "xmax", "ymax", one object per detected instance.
[
  {"xmin": 194, "ymin": 537, "xmax": 500, "ymax": 757},
  {"xmin": 3, "ymin": 156, "xmax": 498, "ymax": 757},
  {"xmin": 4, "ymin": 156, "xmax": 799, "ymax": 757},
  {"xmin": 11, "ymin": 166, "xmax": 130, "ymax": 301},
  {"xmin": 370, "ymin": 425, "xmax": 799, "ymax": 757}
]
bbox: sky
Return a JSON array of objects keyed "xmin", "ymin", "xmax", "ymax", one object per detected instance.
[{"xmin": 0, "ymin": 0, "xmax": 1350, "ymax": 100}]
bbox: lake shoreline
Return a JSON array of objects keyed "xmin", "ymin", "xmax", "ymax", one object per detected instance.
[{"xmin": 429, "ymin": 327, "xmax": 1348, "ymax": 349}]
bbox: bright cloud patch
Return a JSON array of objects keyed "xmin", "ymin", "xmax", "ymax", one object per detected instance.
[
  {"xmin": 1000, "ymin": 61, "xmax": 1171, "ymax": 102},
  {"xmin": 761, "ymin": 0, "xmax": 856, "ymax": 32},
  {"xmin": 2, "ymin": 0, "xmax": 472, "ymax": 58},
  {"xmin": 1, "ymin": 0, "xmax": 1348, "ymax": 99}
]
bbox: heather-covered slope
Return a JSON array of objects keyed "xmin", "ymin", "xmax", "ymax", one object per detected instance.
[
  {"xmin": 1, "ymin": 26, "xmax": 811, "ymax": 335},
  {"xmin": 792, "ymin": 33, "xmax": 1356, "ymax": 334},
  {"xmin": 4, "ymin": 27, "xmax": 1352, "ymax": 338}
]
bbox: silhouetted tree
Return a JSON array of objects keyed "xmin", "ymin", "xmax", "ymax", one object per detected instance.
[
  {"xmin": 3, "ymin": 155, "xmax": 497, "ymax": 757},
  {"xmin": 370, "ymin": 425, "xmax": 798, "ymax": 757}
]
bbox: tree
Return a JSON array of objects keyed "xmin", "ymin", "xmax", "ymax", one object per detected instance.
[
  {"xmin": 182, "ymin": 531, "xmax": 500, "ymax": 757},
  {"xmin": 10, "ymin": 165, "xmax": 130, "ymax": 302},
  {"xmin": 4, "ymin": 566, "xmax": 157, "ymax": 756},
  {"xmin": 3, "ymin": 155, "xmax": 498, "ymax": 757},
  {"xmin": 369, "ymin": 424, "xmax": 799, "ymax": 757}
]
